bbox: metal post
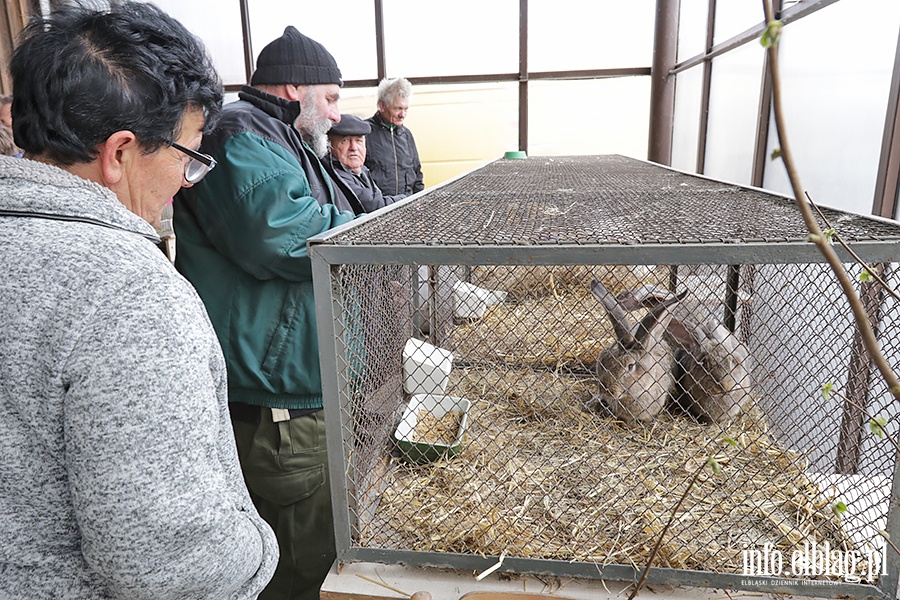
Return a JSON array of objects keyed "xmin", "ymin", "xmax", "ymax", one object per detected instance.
[
  {"xmin": 836, "ymin": 264, "xmax": 887, "ymax": 474},
  {"xmin": 518, "ymin": 0, "xmax": 528, "ymax": 153},
  {"xmin": 872, "ymin": 24, "xmax": 900, "ymax": 218},
  {"xmin": 238, "ymin": 0, "xmax": 253, "ymax": 84},
  {"xmin": 374, "ymin": 0, "xmax": 386, "ymax": 80},
  {"xmin": 648, "ymin": 0, "xmax": 681, "ymax": 165},
  {"xmin": 724, "ymin": 264, "xmax": 740, "ymax": 332},
  {"xmin": 696, "ymin": 0, "xmax": 716, "ymax": 174},
  {"xmin": 310, "ymin": 250, "xmax": 355, "ymax": 561}
]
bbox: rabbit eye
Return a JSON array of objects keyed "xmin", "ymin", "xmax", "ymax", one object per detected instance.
[{"xmin": 626, "ymin": 361, "xmax": 637, "ymax": 373}]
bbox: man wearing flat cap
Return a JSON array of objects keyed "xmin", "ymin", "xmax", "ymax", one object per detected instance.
[
  {"xmin": 175, "ymin": 25, "xmax": 362, "ymax": 600},
  {"xmin": 328, "ymin": 113, "xmax": 405, "ymax": 213}
]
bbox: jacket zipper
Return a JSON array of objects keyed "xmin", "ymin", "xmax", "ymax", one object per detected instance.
[
  {"xmin": 391, "ymin": 128, "xmax": 399, "ymax": 196},
  {"xmin": 0, "ymin": 209, "xmax": 159, "ymax": 242}
]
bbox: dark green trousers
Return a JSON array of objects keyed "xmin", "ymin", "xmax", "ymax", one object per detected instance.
[{"xmin": 232, "ymin": 410, "xmax": 336, "ymax": 600}]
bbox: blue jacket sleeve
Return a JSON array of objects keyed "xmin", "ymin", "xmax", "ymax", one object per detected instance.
[{"xmin": 190, "ymin": 132, "xmax": 356, "ymax": 281}]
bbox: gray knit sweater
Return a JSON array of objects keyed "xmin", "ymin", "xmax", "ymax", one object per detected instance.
[{"xmin": 0, "ymin": 156, "xmax": 279, "ymax": 598}]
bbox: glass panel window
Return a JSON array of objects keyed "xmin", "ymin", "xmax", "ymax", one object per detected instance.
[
  {"xmin": 528, "ymin": 78, "xmax": 651, "ymax": 158},
  {"xmin": 146, "ymin": 0, "xmax": 247, "ymax": 84},
  {"xmin": 337, "ymin": 87, "xmax": 379, "ymax": 119},
  {"xmin": 704, "ymin": 42, "xmax": 764, "ymax": 186},
  {"xmin": 529, "ymin": 0, "xmax": 655, "ymax": 72},
  {"xmin": 671, "ymin": 66, "xmax": 704, "ymax": 173},
  {"xmin": 678, "ymin": 0, "xmax": 710, "ymax": 62},
  {"xmin": 338, "ymin": 83, "xmax": 519, "ymax": 189},
  {"xmin": 714, "ymin": 0, "xmax": 764, "ymax": 46},
  {"xmin": 763, "ymin": 0, "xmax": 900, "ymax": 216},
  {"xmin": 382, "ymin": 0, "xmax": 518, "ymax": 78},
  {"xmin": 247, "ymin": 0, "xmax": 377, "ymax": 82}
]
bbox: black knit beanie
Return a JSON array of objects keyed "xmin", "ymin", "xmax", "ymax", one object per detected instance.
[{"xmin": 250, "ymin": 26, "xmax": 342, "ymax": 86}]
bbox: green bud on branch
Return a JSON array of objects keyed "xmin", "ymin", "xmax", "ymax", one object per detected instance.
[
  {"xmin": 761, "ymin": 20, "xmax": 784, "ymax": 48},
  {"xmin": 870, "ymin": 417, "xmax": 888, "ymax": 439}
]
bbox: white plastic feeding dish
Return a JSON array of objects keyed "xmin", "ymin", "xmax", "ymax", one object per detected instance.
[
  {"xmin": 452, "ymin": 280, "xmax": 508, "ymax": 319},
  {"xmin": 394, "ymin": 394, "xmax": 471, "ymax": 464},
  {"xmin": 403, "ymin": 338, "xmax": 453, "ymax": 395}
]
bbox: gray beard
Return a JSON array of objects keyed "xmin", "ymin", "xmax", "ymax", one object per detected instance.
[
  {"xmin": 305, "ymin": 129, "xmax": 329, "ymax": 158},
  {"xmin": 297, "ymin": 93, "xmax": 331, "ymax": 158}
]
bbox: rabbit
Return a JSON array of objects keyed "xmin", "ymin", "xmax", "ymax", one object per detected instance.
[
  {"xmin": 612, "ymin": 283, "xmax": 752, "ymax": 423},
  {"xmin": 590, "ymin": 279, "xmax": 685, "ymax": 423},
  {"xmin": 675, "ymin": 321, "xmax": 752, "ymax": 422}
]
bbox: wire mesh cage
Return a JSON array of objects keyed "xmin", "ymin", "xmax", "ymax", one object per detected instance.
[{"xmin": 310, "ymin": 155, "xmax": 900, "ymax": 599}]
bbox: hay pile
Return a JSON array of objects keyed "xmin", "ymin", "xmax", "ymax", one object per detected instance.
[
  {"xmin": 358, "ymin": 265, "xmax": 857, "ymax": 577},
  {"xmin": 364, "ymin": 367, "xmax": 852, "ymax": 573},
  {"xmin": 470, "ymin": 264, "xmax": 670, "ymax": 302},
  {"xmin": 414, "ymin": 410, "xmax": 462, "ymax": 445},
  {"xmin": 451, "ymin": 265, "xmax": 670, "ymax": 370}
]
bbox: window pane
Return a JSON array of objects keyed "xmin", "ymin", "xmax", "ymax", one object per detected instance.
[
  {"xmin": 704, "ymin": 42, "xmax": 764, "ymax": 185},
  {"xmin": 671, "ymin": 66, "xmax": 704, "ymax": 173},
  {"xmin": 417, "ymin": 83, "xmax": 519, "ymax": 185},
  {"xmin": 221, "ymin": 81, "xmax": 517, "ymax": 189},
  {"xmin": 337, "ymin": 87, "xmax": 379, "ymax": 120},
  {"xmin": 678, "ymin": 0, "xmax": 709, "ymax": 62},
  {"xmin": 763, "ymin": 0, "xmax": 900, "ymax": 216},
  {"xmin": 383, "ymin": 0, "xmax": 518, "ymax": 78},
  {"xmin": 247, "ymin": 0, "xmax": 377, "ymax": 82},
  {"xmin": 148, "ymin": 0, "xmax": 247, "ymax": 84},
  {"xmin": 529, "ymin": 0, "xmax": 655, "ymax": 71},
  {"xmin": 340, "ymin": 83, "xmax": 519, "ymax": 189},
  {"xmin": 528, "ymin": 78, "xmax": 650, "ymax": 158},
  {"xmin": 714, "ymin": 0, "xmax": 763, "ymax": 46}
]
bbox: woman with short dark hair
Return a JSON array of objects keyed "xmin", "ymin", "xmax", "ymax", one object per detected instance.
[{"xmin": 0, "ymin": 2, "xmax": 278, "ymax": 598}]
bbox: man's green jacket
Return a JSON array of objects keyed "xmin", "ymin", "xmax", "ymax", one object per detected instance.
[{"xmin": 175, "ymin": 86, "xmax": 357, "ymax": 410}]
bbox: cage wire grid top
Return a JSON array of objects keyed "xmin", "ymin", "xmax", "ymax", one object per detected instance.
[
  {"xmin": 316, "ymin": 154, "xmax": 900, "ymax": 247},
  {"xmin": 311, "ymin": 154, "xmax": 900, "ymax": 600}
]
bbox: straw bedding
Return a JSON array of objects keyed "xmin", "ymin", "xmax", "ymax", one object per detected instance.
[
  {"xmin": 366, "ymin": 369, "xmax": 852, "ymax": 573},
  {"xmin": 357, "ymin": 266, "xmax": 858, "ymax": 576}
]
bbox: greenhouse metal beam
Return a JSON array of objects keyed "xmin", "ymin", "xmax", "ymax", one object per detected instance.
[
  {"xmin": 238, "ymin": 0, "xmax": 253, "ymax": 85},
  {"xmin": 648, "ymin": 0, "xmax": 680, "ymax": 165},
  {"xmin": 696, "ymin": 0, "xmax": 717, "ymax": 174},
  {"xmin": 518, "ymin": 0, "xmax": 528, "ymax": 153},
  {"xmin": 873, "ymin": 26, "xmax": 900, "ymax": 219},
  {"xmin": 750, "ymin": 0, "xmax": 781, "ymax": 188},
  {"xmin": 672, "ymin": 0, "xmax": 841, "ymax": 75},
  {"xmin": 374, "ymin": 0, "xmax": 386, "ymax": 81},
  {"xmin": 0, "ymin": 0, "xmax": 30, "ymax": 94}
]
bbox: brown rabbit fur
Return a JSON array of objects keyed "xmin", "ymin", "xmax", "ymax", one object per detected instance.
[
  {"xmin": 602, "ymin": 283, "xmax": 752, "ymax": 424},
  {"xmin": 591, "ymin": 279, "xmax": 684, "ymax": 423}
]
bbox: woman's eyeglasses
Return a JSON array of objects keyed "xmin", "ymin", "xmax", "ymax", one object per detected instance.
[{"xmin": 168, "ymin": 141, "xmax": 216, "ymax": 184}]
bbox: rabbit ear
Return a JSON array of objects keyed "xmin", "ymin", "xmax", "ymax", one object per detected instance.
[
  {"xmin": 591, "ymin": 279, "xmax": 634, "ymax": 344},
  {"xmin": 666, "ymin": 319, "xmax": 696, "ymax": 349},
  {"xmin": 633, "ymin": 293, "xmax": 683, "ymax": 348},
  {"xmin": 616, "ymin": 284, "xmax": 674, "ymax": 310},
  {"xmin": 700, "ymin": 320, "xmax": 750, "ymax": 363}
]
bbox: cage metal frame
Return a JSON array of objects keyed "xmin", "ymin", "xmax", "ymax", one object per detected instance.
[{"xmin": 310, "ymin": 156, "xmax": 900, "ymax": 599}]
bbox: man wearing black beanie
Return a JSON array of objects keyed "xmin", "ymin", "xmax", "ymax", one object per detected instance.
[{"xmin": 174, "ymin": 26, "xmax": 362, "ymax": 600}]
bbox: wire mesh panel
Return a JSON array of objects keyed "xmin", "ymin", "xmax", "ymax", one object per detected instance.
[{"xmin": 310, "ymin": 156, "xmax": 900, "ymax": 599}]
